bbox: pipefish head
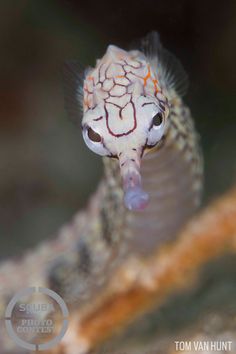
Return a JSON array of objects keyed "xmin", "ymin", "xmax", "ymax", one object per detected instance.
[{"xmin": 81, "ymin": 44, "xmax": 170, "ymax": 211}]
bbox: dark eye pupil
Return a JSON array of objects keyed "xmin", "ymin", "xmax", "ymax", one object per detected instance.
[
  {"xmin": 87, "ymin": 127, "xmax": 101, "ymax": 142},
  {"xmin": 153, "ymin": 113, "xmax": 163, "ymax": 126}
]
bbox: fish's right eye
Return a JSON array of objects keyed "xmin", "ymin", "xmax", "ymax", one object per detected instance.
[
  {"xmin": 82, "ymin": 126, "xmax": 108, "ymax": 156},
  {"xmin": 87, "ymin": 127, "xmax": 102, "ymax": 142}
]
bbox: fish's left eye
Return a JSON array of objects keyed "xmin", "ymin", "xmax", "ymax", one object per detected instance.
[
  {"xmin": 147, "ymin": 111, "xmax": 165, "ymax": 147},
  {"xmin": 152, "ymin": 112, "xmax": 163, "ymax": 127}
]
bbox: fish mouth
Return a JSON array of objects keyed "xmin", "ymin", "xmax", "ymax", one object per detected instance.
[{"xmin": 120, "ymin": 157, "xmax": 149, "ymax": 211}]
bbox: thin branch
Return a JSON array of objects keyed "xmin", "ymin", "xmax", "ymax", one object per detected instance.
[{"xmin": 47, "ymin": 187, "xmax": 236, "ymax": 354}]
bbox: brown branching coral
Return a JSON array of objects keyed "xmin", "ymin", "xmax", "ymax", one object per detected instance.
[
  {"xmin": 45, "ymin": 187, "xmax": 236, "ymax": 354},
  {"xmin": 1, "ymin": 187, "xmax": 236, "ymax": 354}
]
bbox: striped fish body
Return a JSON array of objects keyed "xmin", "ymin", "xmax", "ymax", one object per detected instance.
[
  {"xmin": 57, "ymin": 32, "xmax": 203, "ymax": 302},
  {"xmin": 103, "ymin": 97, "xmax": 202, "ymax": 256},
  {"xmin": 124, "ymin": 99, "xmax": 202, "ymax": 254}
]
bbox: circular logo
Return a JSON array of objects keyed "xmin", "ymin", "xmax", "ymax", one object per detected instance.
[{"xmin": 5, "ymin": 287, "xmax": 69, "ymax": 351}]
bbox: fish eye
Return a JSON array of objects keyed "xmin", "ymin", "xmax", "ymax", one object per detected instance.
[
  {"xmin": 87, "ymin": 127, "xmax": 102, "ymax": 142},
  {"xmin": 82, "ymin": 125, "xmax": 108, "ymax": 156},
  {"xmin": 147, "ymin": 110, "xmax": 165, "ymax": 147},
  {"xmin": 152, "ymin": 112, "xmax": 163, "ymax": 127}
]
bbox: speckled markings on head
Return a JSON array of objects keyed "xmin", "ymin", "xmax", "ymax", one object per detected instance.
[{"xmin": 53, "ymin": 32, "xmax": 203, "ymax": 302}]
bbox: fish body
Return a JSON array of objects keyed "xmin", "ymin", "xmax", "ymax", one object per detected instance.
[{"xmin": 53, "ymin": 32, "xmax": 203, "ymax": 301}]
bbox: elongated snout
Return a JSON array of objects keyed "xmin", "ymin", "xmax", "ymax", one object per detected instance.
[{"xmin": 119, "ymin": 155, "xmax": 149, "ymax": 211}]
